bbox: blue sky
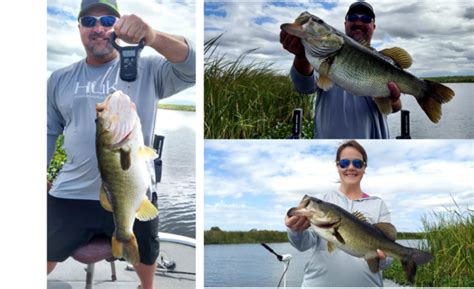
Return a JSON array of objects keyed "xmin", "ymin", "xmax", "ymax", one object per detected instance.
[
  {"xmin": 204, "ymin": 140, "xmax": 473, "ymax": 232},
  {"xmin": 47, "ymin": 0, "xmax": 196, "ymax": 105},
  {"xmin": 205, "ymin": 0, "xmax": 474, "ymax": 76}
]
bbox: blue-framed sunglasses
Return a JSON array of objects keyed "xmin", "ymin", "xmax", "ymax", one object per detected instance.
[
  {"xmin": 346, "ymin": 14, "xmax": 373, "ymax": 24},
  {"xmin": 79, "ymin": 15, "xmax": 117, "ymax": 28},
  {"xmin": 337, "ymin": 159, "xmax": 366, "ymax": 169}
]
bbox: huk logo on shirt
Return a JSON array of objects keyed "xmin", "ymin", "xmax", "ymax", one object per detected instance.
[{"xmin": 74, "ymin": 80, "xmax": 118, "ymax": 96}]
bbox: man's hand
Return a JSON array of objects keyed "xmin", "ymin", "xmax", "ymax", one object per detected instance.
[
  {"xmin": 112, "ymin": 14, "xmax": 155, "ymax": 46},
  {"xmin": 388, "ymin": 82, "xmax": 402, "ymax": 113},
  {"xmin": 285, "ymin": 215, "xmax": 310, "ymax": 232},
  {"xmin": 280, "ymin": 30, "xmax": 313, "ymax": 76},
  {"xmin": 280, "ymin": 30, "xmax": 305, "ymax": 58},
  {"xmin": 47, "ymin": 181, "xmax": 52, "ymax": 193}
]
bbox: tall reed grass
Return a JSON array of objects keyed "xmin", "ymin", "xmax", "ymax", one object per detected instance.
[
  {"xmin": 205, "ymin": 34, "xmax": 314, "ymax": 139},
  {"xmin": 384, "ymin": 202, "xmax": 473, "ymax": 286}
]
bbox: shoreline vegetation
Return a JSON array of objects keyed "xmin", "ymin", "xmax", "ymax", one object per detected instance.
[
  {"xmin": 206, "ymin": 205, "xmax": 473, "ymax": 287},
  {"xmin": 158, "ymin": 103, "xmax": 195, "ymax": 112},
  {"xmin": 204, "ymin": 227, "xmax": 427, "ymax": 245}
]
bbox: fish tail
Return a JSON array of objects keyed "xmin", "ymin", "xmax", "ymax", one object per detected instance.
[
  {"xmin": 401, "ymin": 249, "xmax": 433, "ymax": 284},
  {"xmin": 417, "ymin": 80, "xmax": 455, "ymax": 123},
  {"xmin": 112, "ymin": 234, "xmax": 140, "ymax": 265}
]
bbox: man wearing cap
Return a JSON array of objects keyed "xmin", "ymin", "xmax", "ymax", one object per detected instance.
[
  {"xmin": 47, "ymin": 1, "xmax": 195, "ymax": 289},
  {"xmin": 280, "ymin": 1, "xmax": 402, "ymax": 139}
]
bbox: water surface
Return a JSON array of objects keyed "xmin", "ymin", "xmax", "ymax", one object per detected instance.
[
  {"xmin": 388, "ymin": 83, "xmax": 473, "ymax": 138},
  {"xmin": 154, "ymin": 109, "xmax": 195, "ymax": 238},
  {"xmin": 205, "ymin": 240, "xmax": 424, "ymax": 287}
]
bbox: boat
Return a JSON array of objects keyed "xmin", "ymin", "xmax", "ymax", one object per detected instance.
[{"xmin": 47, "ymin": 232, "xmax": 195, "ymax": 289}]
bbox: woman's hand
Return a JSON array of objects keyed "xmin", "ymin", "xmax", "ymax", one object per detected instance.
[{"xmin": 285, "ymin": 215, "xmax": 310, "ymax": 232}]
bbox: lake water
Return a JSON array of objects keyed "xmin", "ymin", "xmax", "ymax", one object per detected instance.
[
  {"xmin": 205, "ymin": 240, "xmax": 424, "ymax": 287},
  {"xmin": 387, "ymin": 83, "xmax": 473, "ymax": 138},
  {"xmin": 154, "ymin": 109, "xmax": 196, "ymax": 238}
]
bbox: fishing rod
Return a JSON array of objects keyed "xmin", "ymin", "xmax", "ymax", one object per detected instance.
[{"xmin": 261, "ymin": 243, "xmax": 292, "ymax": 288}]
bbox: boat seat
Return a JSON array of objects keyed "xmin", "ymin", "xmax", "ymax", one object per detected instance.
[{"xmin": 71, "ymin": 235, "xmax": 117, "ymax": 289}]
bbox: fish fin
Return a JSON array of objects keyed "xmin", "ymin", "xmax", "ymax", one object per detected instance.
[
  {"xmin": 138, "ymin": 146, "xmax": 158, "ymax": 160},
  {"xmin": 379, "ymin": 47, "xmax": 412, "ymax": 69},
  {"xmin": 317, "ymin": 75, "xmax": 333, "ymax": 91},
  {"xmin": 374, "ymin": 222, "xmax": 397, "ymax": 241},
  {"xmin": 112, "ymin": 234, "xmax": 140, "ymax": 265},
  {"xmin": 366, "ymin": 258, "xmax": 380, "ymax": 273},
  {"xmin": 417, "ymin": 81, "xmax": 455, "ymax": 123},
  {"xmin": 333, "ymin": 228, "xmax": 345, "ymax": 244},
  {"xmin": 99, "ymin": 184, "xmax": 113, "ymax": 212},
  {"xmin": 401, "ymin": 257, "xmax": 417, "ymax": 284},
  {"xmin": 294, "ymin": 12, "xmax": 312, "ymax": 25},
  {"xmin": 352, "ymin": 211, "xmax": 368, "ymax": 223},
  {"xmin": 280, "ymin": 23, "xmax": 308, "ymax": 39},
  {"xmin": 401, "ymin": 248, "xmax": 435, "ymax": 284},
  {"xmin": 327, "ymin": 241, "xmax": 336, "ymax": 253},
  {"xmin": 120, "ymin": 148, "xmax": 131, "ymax": 170},
  {"xmin": 373, "ymin": 97, "xmax": 393, "ymax": 115},
  {"xmin": 136, "ymin": 199, "xmax": 159, "ymax": 221}
]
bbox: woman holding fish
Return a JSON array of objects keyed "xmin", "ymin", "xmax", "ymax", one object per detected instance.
[
  {"xmin": 285, "ymin": 140, "xmax": 432, "ymax": 286},
  {"xmin": 285, "ymin": 140, "xmax": 393, "ymax": 286}
]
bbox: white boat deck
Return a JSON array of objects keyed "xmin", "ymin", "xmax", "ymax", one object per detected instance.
[{"xmin": 47, "ymin": 238, "xmax": 195, "ymax": 289}]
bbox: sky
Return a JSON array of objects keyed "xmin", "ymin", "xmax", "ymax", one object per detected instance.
[
  {"xmin": 204, "ymin": 140, "xmax": 474, "ymax": 232},
  {"xmin": 47, "ymin": 0, "xmax": 196, "ymax": 105},
  {"xmin": 204, "ymin": 0, "xmax": 474, "ymax": 77}
]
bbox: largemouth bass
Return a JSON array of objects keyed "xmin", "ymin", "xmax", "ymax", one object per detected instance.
[
  {"xmin": 287, "ymin": 195, "xmax": 433, "ymax": 284},
  {"xmin": 281, "ymin": 12, "xmax": 454, "ymax": 123},
  {"xmin": 96, "ymin": 90, "xmax": 159, "ymax": 265}
]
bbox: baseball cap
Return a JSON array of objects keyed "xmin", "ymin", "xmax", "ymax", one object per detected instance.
[
  {"xmin": 346, "ymin": 1, "xmax": 375, "ymax": 19},
  {"xmin": 78, "ymin": 0, "xmax": 120, "ymax": 20}
]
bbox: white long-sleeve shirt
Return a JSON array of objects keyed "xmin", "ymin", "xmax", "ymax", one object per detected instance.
[{"xmin": 287, "ymin": 190, "xmax": 393, "ymax": 287}]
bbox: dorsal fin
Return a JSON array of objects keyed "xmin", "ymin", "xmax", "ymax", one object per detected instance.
[
  {"xmin": 379, "ymin": 47, "xmax": 413, "ymax": 69},
  {"xmin": 352, "ymin": 211, "xmax": 368, "ymax": 223},
  {"xmin": 374, "ymin": 222, "xmax": 397, "ymax": 241}
]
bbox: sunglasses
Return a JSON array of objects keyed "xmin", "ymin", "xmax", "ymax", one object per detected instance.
[
  {"xmin": 337, "ymin": 159, "xmax": 365, "ymax": 169},
  {"xmin": 80, "ymin": 15, "xmax": 117, "ymax": 28},
  {"xmin": 346, "ymin": 14, "xmax": 373, "ymax": 24}
]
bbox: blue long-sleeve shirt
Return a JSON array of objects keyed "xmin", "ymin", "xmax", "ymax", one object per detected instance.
[
  {"xmin": 287, "ymin": 191, "xmax": 394, "ymax": 287},
  {"xmin": 290, "ymin": 66, "xmax": 390, "ymax": 139}
]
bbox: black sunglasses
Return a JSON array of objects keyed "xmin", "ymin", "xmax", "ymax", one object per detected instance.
[
  {"xmin": 337, "ymin": 159, "xmax": 365, "ymax": 169},
  {"xmin": 346, "ymin": 14, "xmax": 373, "ymax": 24},
  {"xmin": 80, "ymin": 15, "xmax": 117, "ymax": 28}
]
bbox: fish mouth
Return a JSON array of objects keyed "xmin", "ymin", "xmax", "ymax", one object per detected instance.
[{"xmin": 315, "ymin": 221, "xmax": 338, "ymax": 229}]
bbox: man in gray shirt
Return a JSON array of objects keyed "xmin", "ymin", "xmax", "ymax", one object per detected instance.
[
  {"xmin": 280, "ymin": 2, "xmax": 401, "ymax": 139},
  {"xmin": 47, "ymin": 1, "xmax": 195, "ymax": 288}
]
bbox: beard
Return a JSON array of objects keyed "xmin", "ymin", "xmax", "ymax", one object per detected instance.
[
  {"xmin": 348, "ymin": 25, "xmax": 369, "ymax": 43},
  {"xmin": 86, "ymin": 32, "xmax": 114, "ymax": 58}
]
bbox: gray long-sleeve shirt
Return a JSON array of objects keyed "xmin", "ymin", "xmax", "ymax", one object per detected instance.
[
  {"xmin": 47, "ymin": 42, "xmax": 195, "ymax": 200},
  {"xmin": 290, "ymin": 66, "xmax": 390, "ymax": 139},
  {"xmin": 287, "ymin": 191, "xmax": 393, "ymax": 287}
]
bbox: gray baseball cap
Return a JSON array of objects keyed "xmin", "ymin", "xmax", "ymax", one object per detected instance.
[
  {"xmin": 78, "ymin": 0, "xmax": 120, "ymax": 20},
  {"xmin": 346, "ymin": 1, "xmax": 375, "ymax": 19}
]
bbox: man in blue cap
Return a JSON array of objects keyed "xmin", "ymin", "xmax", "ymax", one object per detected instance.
[
  {"xmin": 280, "ymin": 1, "xmax": 401, "ymax": 139},
  {"xmin": 47, "ymin": 1, "xmax": 195, "ymax": 288}
]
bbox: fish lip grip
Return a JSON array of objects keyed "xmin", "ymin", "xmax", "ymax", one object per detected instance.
[{"xmin": 110, "ymin": 32, "xmax": 145, "ymax": 82}]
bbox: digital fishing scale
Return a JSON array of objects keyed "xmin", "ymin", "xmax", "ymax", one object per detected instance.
[{"xmin": 110, "ymin": 31, "xmax": 145, "ymax": 83}]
